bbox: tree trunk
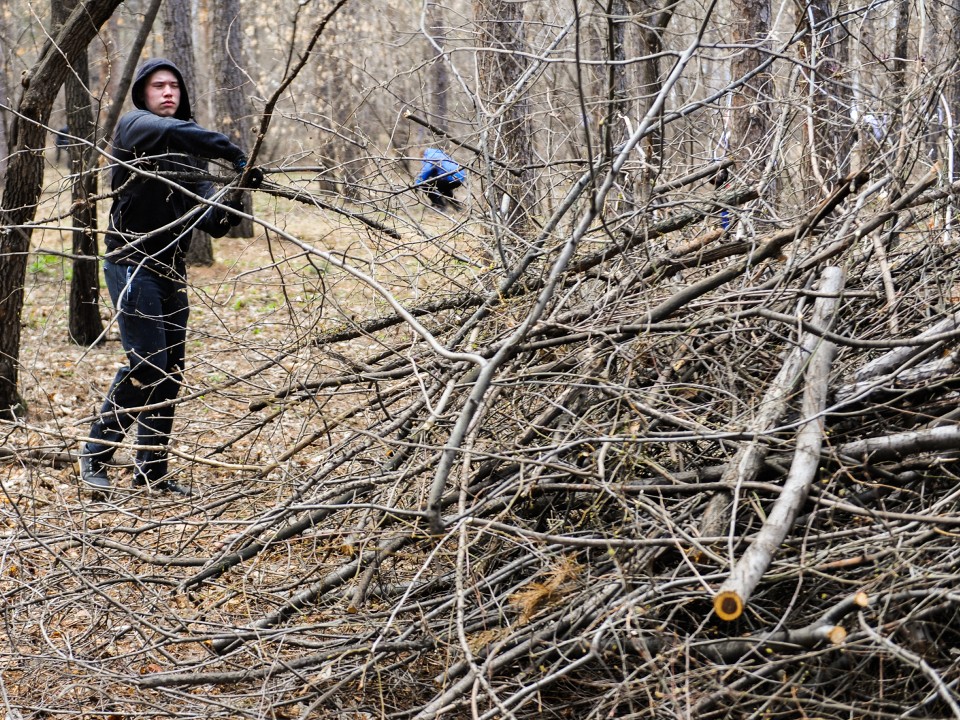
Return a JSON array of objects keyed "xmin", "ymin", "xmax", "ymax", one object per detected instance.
[
  {"xmin": 319, "ymin": 10, "xmax": 364, "ymax": 201},
  {"xmin": 164, "ymin": 0, "xmax": 213, "ymax": 266},
  {"xmin": 698, "ymin": 283, "xmax": 828, "ymax": 540},
  {"xmin": 427, "ymin": 0, "xmax": 450, "ymax": 126},
  {"xmin": 950, "ymin": 0, "xmax": 960, "ymax": 166},
  {"xmin": 802, "ymin": 0, "xmax": 853, "ymax": 191},
  {"xmin": 729, "ymin": 0, "xmax": 771, "ymax": 179},
  {"xmin": 603, "ymin": 0, "xmax": 627, "ymax": 158},
  {"xmin": 475, "ymin": 0, "xmax": 535, "ymax": 255},
  {"xmin": 212, "ymin": 0, "xmax": 255, "ymax": 238},
  {"xmin": 0, "ymin": 0, "xmax": 122, "ymax": 416},
  {"xmin": 54, "ymin": 0, "xmax": 103, "ymax": 346},
  {"xmin": 891, "ymin": 0, "xmax": 911, "ymax": 100},
  {"xmin": 629, "ymin": 0, "xmax": 674, "ymax": 174},
  {"xmin": 0, "ymin": 3, "xmax": 10, "ymax": 174}
]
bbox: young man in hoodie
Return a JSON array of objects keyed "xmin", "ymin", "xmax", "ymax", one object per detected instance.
[{"xmin": 79, "ymin": 58, "xmax": 263, "ymax": 495}]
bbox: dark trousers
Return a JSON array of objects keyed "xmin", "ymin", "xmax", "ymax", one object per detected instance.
[
  {"xmin": 85, "ymin": 260, "xmax": 189, "ymax": 480},
  {"xmin": 424, "ymin": 178, "xmax": 462, "ymax": 208}
]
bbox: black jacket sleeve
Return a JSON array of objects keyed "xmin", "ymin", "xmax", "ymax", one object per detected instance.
[{"xmin": 121, "ymin": 110, "xmax": 245, "ymax": 165}]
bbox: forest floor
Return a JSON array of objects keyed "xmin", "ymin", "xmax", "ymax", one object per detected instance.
[{"xmin": 0, "ymin": 163, "xmax": 483, "ymax": 716}]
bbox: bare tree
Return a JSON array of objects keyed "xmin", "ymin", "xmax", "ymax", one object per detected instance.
[
  {"xmin": 0, "ymin": 0, "xmax": 10, "ymax": 171},
  {"xmin": 475, "ymin": 0, "xmax": 535, "ymax": 256},
  {"xmin": 729, "ymin": 0, "xmax": 771, "ymax": 179},
  {"xmin": 0, "ymin": 0, "xmax": 122, "ymax": 415},
  {"xmin": 629, "ymin": 0, "xmax": 675, "ymax": 175},
  {"xmin": 161, "ymin": 0, "xmax": 216, "ymax": 266},
  {"xmin": 949, "ymin": 0, "xmax": 960, "ymax": 192},
  {"xmin": 318, "ymin": 7, "xmax": 367, "ymax": 200},
  {"xmin": 211, "ymin": 0, "xmax": 256, "ymax": 238},
  {"xmin": 426, "ymin": 0, "xmax": 450, "ymax": 125},
  {"xmin": 54, "ymin": 0, "xmax": 103, "ymax": 346}
]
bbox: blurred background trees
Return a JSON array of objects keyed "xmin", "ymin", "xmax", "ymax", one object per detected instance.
[{"xmin": 3, "ymin": 0, "xmax": 953, "ymax": 217}]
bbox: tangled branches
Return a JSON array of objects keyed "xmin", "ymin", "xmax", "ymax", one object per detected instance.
[
  {"xmin": 4, "ymin": 1, "xmax": 960, "ymax": 717},
  {"xmin": 5, "ymin": 141, "xmax": 960, "ymax": 716}
]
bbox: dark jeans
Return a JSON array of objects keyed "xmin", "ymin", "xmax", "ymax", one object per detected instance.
[
  {"xmin": 424, "ymin": 178, "xmax": 462, "ymax": 208},
  {"xmin": 84, "ymin": 260, "xmax": 189, "ymax": 480}
]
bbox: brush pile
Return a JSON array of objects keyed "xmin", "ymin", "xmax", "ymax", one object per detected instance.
[{"xmin": 6, "ymin": 137, "xmax": 960, "ymax": 720}]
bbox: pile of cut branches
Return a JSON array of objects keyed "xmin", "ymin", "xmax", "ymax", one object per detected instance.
[{"xmin": 6, "ymin": 144, "xmax": 960, "ymax": 720}]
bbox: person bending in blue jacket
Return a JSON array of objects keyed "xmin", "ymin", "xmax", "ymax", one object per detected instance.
[
  {"xmin": 415, "ymin": 148, "xmax": 465, "ymax": 210},
  {"xmin": 79, "ymin": 57, "xmax": 262, "ymax": 495}
]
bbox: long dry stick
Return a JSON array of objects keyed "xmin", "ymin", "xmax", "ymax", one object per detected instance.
[
  {"xmin": 699, "ymin": 282, "xmax": 829, "ymax": 539},
  {"xmin": 714, "ymin": 265, "xmax": 844, "ymax": 621}
]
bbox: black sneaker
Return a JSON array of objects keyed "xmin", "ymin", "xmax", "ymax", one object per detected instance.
[
  {"xmin": 155, "ymin": 479, "xmax": 192, "ymax": 496},
  {"xmin": 133, "ymin": 466, "xmax": 192, "ymax": 496},
  {"xmin": 79, "ymin": 455, "xmax": 111, "ymax": 490}
]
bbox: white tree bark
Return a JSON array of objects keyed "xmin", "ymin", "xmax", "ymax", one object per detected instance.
[
  {"xmin": 836, "ymin": 350, "xmax": 960, "ymax": 403},
  {"xmin": 849, "ymin": 310, "xmax": 960, "ymax": 386},
  {"xmin": 837, "ymin": 424, "xmax": 960, "ymax": 463},
  {"xmin": 714, "ymin": 266, "xmax": 844, "ymax": 621},
  {"xmin": 700, "ymin": 291, "xmax": 823, "ymax": 538}
]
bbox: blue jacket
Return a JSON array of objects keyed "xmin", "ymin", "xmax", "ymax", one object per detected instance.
[
  {"xmin": 105, "ymin": 58, "xmax": 247, "ymax": 278},
  {"xmin": 416, "ymin": 148, "xmax": 465, "ymax": 186}
]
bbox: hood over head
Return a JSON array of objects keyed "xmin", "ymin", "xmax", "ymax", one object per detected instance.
[{"xmin": 131, "ymin": 58, "xmax": 192, "ymax": 120}]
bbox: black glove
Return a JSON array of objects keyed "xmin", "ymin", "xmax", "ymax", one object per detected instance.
[
  {"xmin": 233, "ymin": 156, "xmax": 264, "ymax": 189},
  {"xmin": 224, "ymin": 197, "xmax": 244, "ymax": 227},
  {"xmin": 242, "ymin": 166, "xmax": 264, "ymax": 189}
]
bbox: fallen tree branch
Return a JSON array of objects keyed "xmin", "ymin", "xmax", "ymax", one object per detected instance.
[
  {"xmin": 714, "ymin": 265, "xmax": 843, "ymax": 621},
  {"xmin": 569, "ymin": 185, "xmax": 761, "ymax": 275},
  {"xmin": 257, "ymin": 182, "xmax": 402, "ymax": 239},
  {"xmin": 211, "ymin": 533, "xmax": 413, "ymax": 655},
  {"xmin": 699, "ymin": 276, "xmax": 833, "ymax": 538},
  {"xmin": 836, "ymin": 424, "xmax": 960, "ymax": 463}
]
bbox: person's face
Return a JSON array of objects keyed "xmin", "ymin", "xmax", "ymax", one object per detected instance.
[{"xmin": 144, "ymin": 69, "xmax": 181, "ymax": 117}]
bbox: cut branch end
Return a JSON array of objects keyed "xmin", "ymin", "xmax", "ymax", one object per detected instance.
[
  {"xmin": 826, "ymin": 625, "xmax": 847, "ymax": 645},
  {"xmin": 714, "ymin": 590, "xmax": 744, "ymax": 622}
]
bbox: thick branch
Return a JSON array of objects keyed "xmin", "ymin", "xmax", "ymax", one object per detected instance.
[{"xmin": 714, "ymin": 266, "xmax": 844, "ymax": 621}]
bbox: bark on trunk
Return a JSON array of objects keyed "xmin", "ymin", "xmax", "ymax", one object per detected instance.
[
  {"xmin": 163, "ymin": 0, "xmax": 213, "ymax": 266},
  {"xmin": 475, "ymin": 0, "xmax": 535, "ymax": 252},
  {"xmin": 0, "ymin": 0, "xmax": 123, "ymax": 415},
  {"xmin": 802, "ymin": 0, "xmax": 854, "ymax": 190},
  {"xmin": 212, "ymin": 0, "xmax": 255, "ymax": 239},
  {"xmin": 427, "ymin": 0, "xmax": 450, "ymax": 125},
  {"xmin": 628, "ymin": 0, "xmax": 674, "ymax": 173},
  {"xmin": 729, "ymin": 0, "xmax": 771, "ymax": 179},
  {"xmin": 55, "ymin": 0, "xmax": 104, "ymax": 346}
]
